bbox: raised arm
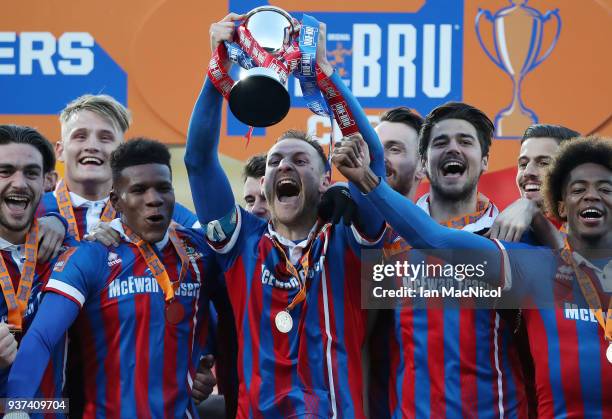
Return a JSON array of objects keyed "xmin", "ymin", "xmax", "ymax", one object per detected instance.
[
  {"xmin": 316, "ymin": 23, "xmax": 384, "ymax": 238},
  {"xmin": 7, "ymin": 294, "xmax": 78, "ymax": 398},
  {"xmin": 367, "ymin": 180, "xmax": 498, "ymax": 250},
  {"xmin": 184, "ymin": 14, "xmax": 242, "ymax": 223},
  {"xmin": 332, "ymin": 138, "xmax": 497, "ymax": 251},
  {"xmin": 184, "ymin": 76, "xmax": 235, "ymax": 223}
]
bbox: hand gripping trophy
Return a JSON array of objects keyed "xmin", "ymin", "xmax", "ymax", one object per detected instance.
[{"xmin": 207, "ymin": 6, "xmax": 356, "ymax": 134}]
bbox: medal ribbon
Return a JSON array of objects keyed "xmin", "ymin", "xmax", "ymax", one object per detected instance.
[
  {"xmin": 0, "ymin": 220, "xmax": 39, "ymax": 331},
  {"xmin": 208, "ymin": 23, "xmax": 300, "ymax": 100},
  {"xmin": 315, "ymin": 67, "xmax": 359, "ymax": 138},
  {"xmin": 440, "ymin": 193, "xmax": 491, "ymax": 229},
  {"xmin": 270, "ymin": 222, "xmax": 331, "ymax": 312},
  {"xmin": 55, "ymin": 179, "xmax": 116, "ymax": 241},
  {"xmin": 123, "ymin": 224, "xmax": 189, "ymax": 302},
  {"xmin": 560, "ymin": 238, "xmax": 612, "ymax": 344}
]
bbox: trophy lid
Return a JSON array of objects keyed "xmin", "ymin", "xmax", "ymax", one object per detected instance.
[{"xmin": 244, "ymin": 6, "xmax": 295, "ymax": 55}]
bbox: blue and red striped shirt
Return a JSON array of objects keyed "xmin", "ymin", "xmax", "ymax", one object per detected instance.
[
  {"xmin": 211, "ymin": 207, "xmax": 383, "ymax": 417},
  {"xmin": 498, "ymin": 241, "xmax": 612, "ymax": 418},
  {"xmin": 0, "ymin": 244, "xmax": 68, "ymax": 404},
  {"xmin": 372, "ymin": 195, "xmax": 528, "ymax": 418},
  {"xmin": 29, "ymin": 224, "xmax": 217, "ymax": 418},
  {"xmin": 366, "ymin": 179, "xmax": 612, "ymax": 418}
]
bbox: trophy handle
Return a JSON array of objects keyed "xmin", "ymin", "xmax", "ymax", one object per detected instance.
[
  {"xmin": 475, "ymin": 9, "xmax": 504, "ymax": 70},
  {"xmin": 528, "ymin": 9, "xmax": 561, "ymax": 72}
]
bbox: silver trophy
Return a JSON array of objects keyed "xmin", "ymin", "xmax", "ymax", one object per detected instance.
[{"xmin": 228, "ymin": 6, "xmax": 296, "ymax": 127}]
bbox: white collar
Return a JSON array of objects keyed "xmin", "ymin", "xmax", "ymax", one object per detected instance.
[
  {"xmin": 53, "ymin": 189, "xmax": 109, "ymax": 208},
  {"xmin": 571, "ymin": 250, "xmax": 612, "ymax": 277},
  {"xmin": 266, "ymin": 222, "xmax": 320, "ymax": 265},
  {"xmin": 415, "ymin": 193, "xmax": 499, "ymax": 233},
  {"xmin": 0, "ymin": 235, "xmax": 21, "ymax": 252},
  {"xmin": 69, "ymin": 191, "xmax": 108, "ymax": 208},
  {"xmin": 108, "ymin": 218, "xmax": 170, "ymax": 251}
]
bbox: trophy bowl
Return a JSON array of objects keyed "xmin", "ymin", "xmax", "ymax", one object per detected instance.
[{"xmin": 228, "ymin": 6, "xmax": 295, "ymax": 127}]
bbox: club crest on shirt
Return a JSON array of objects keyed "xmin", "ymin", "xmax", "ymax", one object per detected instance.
[
  {"xmin": 53, "ymin": 247, "xmax": 77, "ymax": 272},
  {"xmin": 107, "ymin": 251, "xmax": 122, "ymax": 267},
  {"xmin": 182, "ymin": 241, "xmax": 204, "ymax": 261}
]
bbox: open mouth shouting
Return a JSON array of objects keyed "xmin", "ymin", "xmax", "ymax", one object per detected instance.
[
  {"xmin": 3, "ymin": 193, "xmax": 31, "ymax": 219},
  {"xmin": 578, "ymin": 206, "xmax": 605, "ymax": 227},
  {"xmin": 440, "ymin": 159, "xmax": 466, "ymax": 179},
  {"xmin": 275, "ymin": 177, "xmax": 302, "ymax": 206}
]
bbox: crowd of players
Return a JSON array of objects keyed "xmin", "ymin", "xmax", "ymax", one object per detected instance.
[{"xmin": 0, "ymin": 12, "xmax": 609, "ymax": 419}]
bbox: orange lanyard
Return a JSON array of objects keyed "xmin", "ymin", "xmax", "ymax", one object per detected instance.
[
  {"xmin": 0, "ymin": 220, "xmax": 39, "ymax": 331},
  {"xmin": 384, "ymin": 196, "xmax": 491, "ymax": 259},
  {"xmin": 123, "ymin": 224, "xmax": 189, "ymax": 302},
  {"xmin": 440, "ymin": 193, "xmax": 491, "ymax": 228},
  {"xmin": 55, "ymin": 179, "xmax": 116, "ymax": 241},
  {"xmin": 269, "ymin": 223, "xmax": 330, "ymax": 312},
  {"xmin": 560, "ymin": 238, "xmax": 612, "ymax": 344}
]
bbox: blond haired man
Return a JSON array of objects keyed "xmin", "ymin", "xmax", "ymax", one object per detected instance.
[{"xmin": 37, "ymin": 94, "xmax": 200, "ymax": 244}]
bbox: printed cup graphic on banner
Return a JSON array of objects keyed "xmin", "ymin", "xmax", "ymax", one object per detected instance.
[
  {"xmin": 228, "ymin": 6, "xmax": 295, "ymax": 127},
  {"xmin": 475, "ymin": 0, "xmax": 561, "ymax": 138}
]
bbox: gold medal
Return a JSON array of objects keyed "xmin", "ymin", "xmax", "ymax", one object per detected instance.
[{"xmin": 275, "ymin": 310, "xmax": 293, "ymax": 333}]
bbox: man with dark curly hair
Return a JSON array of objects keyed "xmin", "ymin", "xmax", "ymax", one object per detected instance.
[{"xmin": 334, "ymin": 135, "xmax": 611, "ymax": 417}]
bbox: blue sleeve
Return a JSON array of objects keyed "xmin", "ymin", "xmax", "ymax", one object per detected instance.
[
  {"xmin": 7, "ymin": 293, "xmax": 79, "ymax": 398},
  {"xmin": 172, "ymin": 203, "xmax": 200, "ymax": 228},
  {"xmin": 35, "ymin": 192, "xmax": 59, "ymax": 217},
  {"xmin": 328, "ymin": 71, "xmax": 385, "ymax": 239},
  {"xmin": 42, "ymin": 212, "xmax": 70, "ymax": 234},
  {"xmin": 367, "ymin": 180, "xmax": 498, "ymax": 251},
  {"xmin": 184, "ymin": 76, "xmax": 236, "ymax": 224},
  {"xmin": 46, "ymin": 243, "xmax": 108, "ymax": 307}
]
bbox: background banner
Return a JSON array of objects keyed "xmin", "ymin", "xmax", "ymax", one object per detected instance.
[{"xmin": 2, "ymin": 0, "xmax": 610, "ymax": 209}]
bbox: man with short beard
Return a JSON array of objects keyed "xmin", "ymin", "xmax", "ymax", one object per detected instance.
[
  {"xmin": 185, "ymin": 13, "xmax": 385, "ymax": 417},
  {"xmin": 416, "ymin": 102, "xmax": 498, "ymax": 228},
  {"xmin": 489, "ymin": 123, "xmax": 580, "ymax": 242},
  {"xmin": 337, "ymin": 135, "xmax": 612, "ymax": 418},
  {"xmin": 378, "ymin": 107, "xmax": 424, "ymax": 201},
  {"xmin": 368, "ymin": 106, "xmax": 423, "ymax": 415},
  {"xmin": 0, "ymin": 125, "xmax": 72, "ymax": 401},
  {"xmin": 336, "ymin": 102, "xmax": 529, "ymax": 417}
]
